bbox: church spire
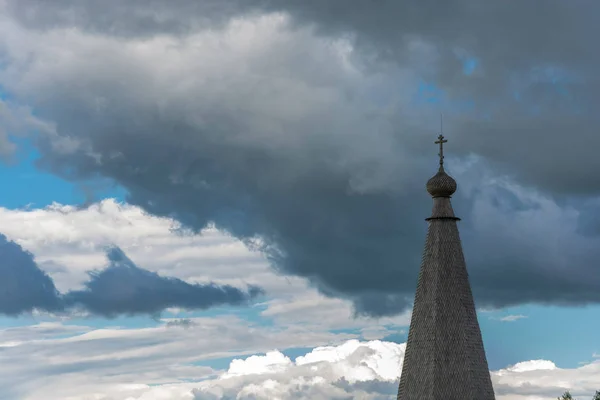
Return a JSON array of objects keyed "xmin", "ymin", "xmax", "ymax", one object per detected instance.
[{"xmin": 397, "ymin": 133, "xmax": 496, "ymax": 399}]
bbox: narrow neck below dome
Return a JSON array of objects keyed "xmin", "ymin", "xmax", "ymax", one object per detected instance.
[{"xmin": 425, "ymin": 196, "xmax": 461, "ymax": 221}]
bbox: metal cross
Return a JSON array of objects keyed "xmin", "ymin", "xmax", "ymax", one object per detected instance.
[{"xmin": 435, "ymin": 134, "xmax": 447, "ymax": 167}]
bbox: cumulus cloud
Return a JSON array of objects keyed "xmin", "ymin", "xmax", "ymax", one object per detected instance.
[
  {"xmin": 0, "ymin": 233, "xmax": 62, "ymax": 315},
  {"xmin": 10, "ymin": 337, "xmax": 592, "ymax": 400},
  {"xmin": 63, "ymin": 246, "xmax": 263, "ymax": 317},
  {"xmin": 1, "ymin": 1, "xmax": 599, "ymax": 317},
  {"xmin": 0, "ymin": 199, "xmax": 410, "ymax": 331},
  {"xmin": 493, "ymin": 359, "xmax": 600, "ymax": 399},
  {"xmin": 1, "ymin": 316, "xmax": 598, "ymax": 400},
  {"xmin": 0, "ymin": 230, "xmax": 263, "ymax": 317},
  {"xmin": 0, "ymin": 199, "xmax": 270, "ymax": 293},
  {"xmin": 193, "ymin": 340, "xmax": 403, "ymax": 400},
  {"xmin": 2, "ymin": 1, "xmax": 598, "ymax": 192},
  {"xmin": 190, "ymin": 341, "xmax": 600, "ymax": 400}
]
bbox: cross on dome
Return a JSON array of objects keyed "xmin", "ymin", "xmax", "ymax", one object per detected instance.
[{"xmin": 435, "ymin": 134, "xmax": 447, "ymax": 169}]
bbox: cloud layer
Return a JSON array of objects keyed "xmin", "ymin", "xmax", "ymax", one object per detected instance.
[
  {"xmin": 0, "ymin": 234, "xmax": 62, "ymax": 315},
  {"xmin": 0, "ymin": 233, "xmax": 262, "ymax": 317},
  {"xmin": 193, "ymin": 339, "xmax": 403, "ymax": 399},
  {"xmin": 2, "ymin": 325, "xmax": 596, "ymax": 400},
  {"xmin": 1, "ymin": 2, "xmax": 599, "ymax": 317},
  {"xmin": 191, "ymin": 340, "xmax": 600, "ymax": 400},
  {"xmin": 0, "ymin": 199, "xmax": 410, "ymax": 330},
  {"xmin": 64, "ymin": 246, "xmax": 263, "ymax": 317}
]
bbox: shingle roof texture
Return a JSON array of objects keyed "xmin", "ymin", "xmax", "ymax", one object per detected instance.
[{"xmin": 397, "ymin": 168, "xmax": 496, "ymax": 399}]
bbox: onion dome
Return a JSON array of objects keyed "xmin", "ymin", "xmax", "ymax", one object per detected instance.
[
  {"xmin": 426, "ymin": 167, "xmax": 457, "ymax": 198},
  {"xmin": 426, "ymin": 134, "xmax": 457, "ymax": 198}
]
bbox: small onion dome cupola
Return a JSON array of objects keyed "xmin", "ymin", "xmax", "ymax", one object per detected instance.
[
  {"xmin": 426, "ymin": 168, "xmax": 457, "ymax": 197},
  {"xmin": 426, "ymin": 134, "xmax": 457, "ymax": 198}
]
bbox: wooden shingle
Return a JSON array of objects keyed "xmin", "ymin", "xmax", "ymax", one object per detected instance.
[{"xmin": 397, "ymin": 136, "xmax": 496, "ymax": 399}]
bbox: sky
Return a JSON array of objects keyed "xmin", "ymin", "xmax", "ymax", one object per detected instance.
[{"xmin": 0, "ymin": 1, "xmax": 599, "ymax": 399}]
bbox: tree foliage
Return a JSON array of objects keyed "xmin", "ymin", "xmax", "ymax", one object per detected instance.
[{"xmin": 558, "ymin": 390, "xmax": 600, "ymax": 399}]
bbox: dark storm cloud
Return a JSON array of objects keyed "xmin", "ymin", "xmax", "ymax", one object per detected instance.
[
  {"xmin": 2, "ymin": 1, "xmax": 600, "ymax": 316},
  {"xmin": 6, "ymin": 0, "xmax": 599, "ymax": 194},
  {"xmin": 64, "ymin": 246, "xmax": 264, "ymax": 317},
  {"xmin": 2, "ymin": 0, "xmax": 252, "ymax": 38},
  {"xmin": 270, "ymin": 0, "xmax": 600, "ymax": 195},
  {"xmin": 0, "ymin": 235, "xmax": 262, "ymax": 316},
  {"xmin": 0, "ymin": 234, "xmax": 62, "ymax": 315}
]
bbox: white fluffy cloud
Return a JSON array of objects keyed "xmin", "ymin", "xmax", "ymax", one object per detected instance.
[
  {"xmin": 0, "ymin": 199, "xmax": 408, "ymax": 398},
  {"xmin": 0, "ymin": 199, "xmax": 267, "ymax": 292},
  {"xmin": 5, "ymin": 335, "xmax": 594, "ymax": 400},
  {"xmin": 0, "ymin": 196, "xmax": 597, "ymax": 400},
  {"xmin": 192, "ymin": 340, "xmax": 403, "ymax": 400},
  {"xmin": 3, "ymin": 200, "xmax": 596, "ymax": 399},
  {"xmin": 191, "ymin": 341, "xmax": 600, "ymax": 400},
  {"xmin": 0, "ymin": 198, "xmax": 410, "ymax": 329}
]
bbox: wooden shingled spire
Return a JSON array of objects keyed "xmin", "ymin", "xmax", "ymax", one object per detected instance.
[{"xmin": 397, "ymin": 131, "xmax": 496, "ymax": 399}]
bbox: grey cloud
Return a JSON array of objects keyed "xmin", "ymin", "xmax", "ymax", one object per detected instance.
[
  {"xmin": 5, "ymin": 0, "xmax": 600, "ymax": 194},
  {"xmin": 63, "ymin": 246, "xmax": 264, "ymax": 317},
  {"xmin": 0, "ymin": 233, "xmax": 63, "ymax": 315},
  {"xmin": 263, "ymin": 0, "xmax": 600, "ymax": 196},
  {"xmin": 0, "ymin": 99, "xmax": 54, "ymax": 161},
  {"xmin": 2, "ymin": 2, "xmax": 600, "ymax": 317},
  {"xmin": 0, "ymin": 234, "xmax": 263, "ymax": 317},
  {"xmin": 2, "ymin": 0, "xmax": 252, "ymax": 38},
  {"xmin": 165, "ymin": 318, "xmax": 197, "ymax": 329}
]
